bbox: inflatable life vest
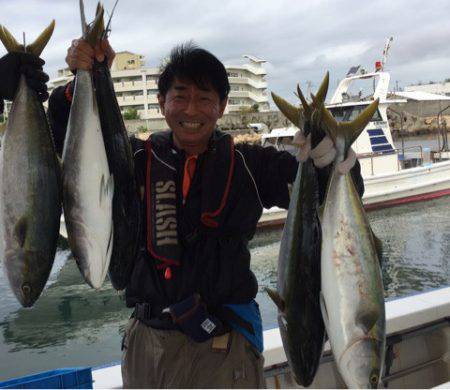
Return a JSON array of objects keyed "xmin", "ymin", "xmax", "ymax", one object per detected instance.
[{"xmin": 144, "ymin": 130, "xmax": 236, "ymax": 278}]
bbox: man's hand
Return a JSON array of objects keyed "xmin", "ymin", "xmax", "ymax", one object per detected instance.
[
  {"xmin": 293, "ymin": 131, "xmax": 356, "ymax": 174},
  {"xmin": 66, "ymin": 38, "xmax": 115, "ymax": 72},
  {"xmin": 0, "ymin": 52, "xmax": 49, "ymax": 102}
]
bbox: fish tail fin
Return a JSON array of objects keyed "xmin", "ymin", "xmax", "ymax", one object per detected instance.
[
  {"xmin": 319, "ymin": 292, "xmax": 330, "ymax": 332},
  {"xmin": 85, "ymin": 3, "xmax": 104, "ymax": 47},
  {"xmin": 271, "ymin": 91, "xmax": 304, "ymax": 128},
  {"xmin": 0, "ymin": 21, "xmax": 55, "ymax": 55},
  {"xmin": 312, "ymin": 71, "xmax": 329, "ymax": 108},
  {"xmin": 95, "ymin": 2, "xmax": 106, "ymax": 36},
  {"xmin": 0, "ymin": 25, "xmax": 23, "ymax": 53},
  {"xmin": 341, "ymin": 99, "xmax": 379, "ymax": 149},
  {"xmin": 306, "ymin": 72, "xmax": 330, "ymax": 145},
  {"xmin": 265, "ymin": 288, "xmax": 285, "ymax": 312},
  {"xmin": 296, "ymin": 84, "xmax": 311, "ymax": 119},
  {"xmin": 27, "ymin": 20, "xmax": 55, "ymax": 56},
  {"xmin": 79, "ymin": 0, "xmax": 88, "ymax": 36},
  {"xmin": 318, "ymin": 98, "xmax": 379, "ymax": 153}
]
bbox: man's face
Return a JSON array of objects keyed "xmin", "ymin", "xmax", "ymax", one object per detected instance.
[{"xmin": 158, "ymin": 77, "xmax": 227, "ymax": 153}]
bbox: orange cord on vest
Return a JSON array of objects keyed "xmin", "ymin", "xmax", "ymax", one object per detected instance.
[{"xmin": 182, "ymin": 155, "xmax": 198, "ymax": 203}]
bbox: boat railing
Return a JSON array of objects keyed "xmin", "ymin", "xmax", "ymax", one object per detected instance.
[{"xmin": 358, "ymin": 145, "xmax": 424, "ymax": 175}]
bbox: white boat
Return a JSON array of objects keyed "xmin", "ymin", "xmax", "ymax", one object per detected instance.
[
  {"xmin": 259, "ymin": 66, "xmax": 450, "ymax": 228},
  {"xmin": 89, "ymin": 287, "xmax": 450, "ymax": 388}
]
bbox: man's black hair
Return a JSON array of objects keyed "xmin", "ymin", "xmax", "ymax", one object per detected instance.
[{"xmin": 158, "ymin": 43, "xmax": 230, "ymax": 101}]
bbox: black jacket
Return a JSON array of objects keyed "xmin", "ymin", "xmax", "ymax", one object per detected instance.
[{"xmin": 48, "ymin": 85, "xmax": 364, "ymax": 325}]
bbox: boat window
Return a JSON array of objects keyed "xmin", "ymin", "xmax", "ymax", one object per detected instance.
[
  {"xmin": 262, "ymin": 138, "xmax": 277, "ymax": 147},
  {"xmin": 328, "ymin": 105, "xmax": 382, "ymax": 122},
  {"xmin": 277, "ymin": 137, "xmax": 296, "ymax": 153}
]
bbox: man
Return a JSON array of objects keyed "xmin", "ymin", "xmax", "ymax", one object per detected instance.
[{"xmin": 7, "ymin": 40, "xmax": 362, "ymax": 388}]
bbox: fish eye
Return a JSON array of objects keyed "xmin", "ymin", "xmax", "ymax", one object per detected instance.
[
  {"xmin": 370, "ymin": 373, "xmax": 379, "ymax": 385},
  {"xmin": 22, "ymin": 283, "xmax": 31, "ymax": 295}
]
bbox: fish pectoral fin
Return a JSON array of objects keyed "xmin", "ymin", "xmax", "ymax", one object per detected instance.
[
  {"xmin": 14, "ymin": 216, "xmax": 28, "ymax": 248},
  {"xmin": 371, "ymin": 228, "xmax": 383, "ymax": 268},
  {"xmin": 106, "ymin": 223, "xmax": 114, "ymax": 261},
  {"xmin": 355, "ymin": 303, "xmax": 380, "ymax": 334},
  {"xmin": 319, "ymin": 292, "xmax": 330, "ymax": 332},
  {"xmin": 265, "ymin": 288, "xmax": 286, "ymax": 312},
  {"xmin": 318, "ymin": 205, "xmax": 324, "ymax": 224},
  {"xmin": 99, "ymin": 174, "xmax": 114, "ymax": 206}
]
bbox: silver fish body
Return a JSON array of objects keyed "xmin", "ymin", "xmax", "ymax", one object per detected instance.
[
  {"xmin": 62, "ymin": 69, "xmax": 113, "ymax": 289},
  {"xmin": 0, "ymin": 76, "xmax": 62, "ymax": 307},
  {"xmin": 321, "ymin": 138, "xmax": 386, "ymax": 388}
]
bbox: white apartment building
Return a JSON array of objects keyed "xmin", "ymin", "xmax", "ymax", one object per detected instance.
[
  {"xmin": 405, "ymin": 80, "xmax": 450, "ymax": 97},
  {"xmin": 47, "ymin": 51, "xmax": 270, "ymax": 120},
  {"xmin": 225, "ymin": 55, "xmax": 270, "ymax": 113}
]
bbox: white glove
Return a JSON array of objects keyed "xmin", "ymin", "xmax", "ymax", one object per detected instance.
[{"xmin": 293, "ymin": 131, "xmax": 356, "ymax": 174}]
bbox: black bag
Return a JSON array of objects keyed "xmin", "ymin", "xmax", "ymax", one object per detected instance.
[{"xmin": 168, "ymin": 294, "xmax": 224, "ymax": 342}]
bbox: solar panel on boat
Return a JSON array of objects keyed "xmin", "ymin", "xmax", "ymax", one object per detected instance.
[
  {"xmin": 372, "ymin": 144, "xmax": 394, "ymax": 152},
  {"xmin": 368, "ymin": 129, "xmax": 384, "ymax": 136},
  {"xmin": 367, "ymin": 128, "xmax": 394, "ymax": 153}
]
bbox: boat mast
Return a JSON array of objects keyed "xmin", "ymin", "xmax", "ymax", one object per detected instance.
[{"xmin": 381, "ymin": 37, "xmax": 394, "ymax": 71}]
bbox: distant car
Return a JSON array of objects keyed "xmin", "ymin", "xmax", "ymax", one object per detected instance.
[
  {"xmin": 248, "ymin": 123, "xmax": 268, "ymax": 133},
  {"xmin": 261, "ymin": 127, "xmax": 298, "ymax": 155}
]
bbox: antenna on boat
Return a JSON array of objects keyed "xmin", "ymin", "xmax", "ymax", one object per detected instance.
[{"xmin": 381, "ymin": 36, "xmax": 393, "ymax": 71}]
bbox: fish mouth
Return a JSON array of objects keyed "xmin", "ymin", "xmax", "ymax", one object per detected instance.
[{"xmin": 338, "ymin": 337, "xmax": 384, "ymax": 388}]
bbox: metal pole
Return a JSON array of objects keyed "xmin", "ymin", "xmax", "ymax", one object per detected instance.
[
  {"xmin": 389, "ymin": 107, "xmax": 405, "ymax": 164},
  {"xmin": 437, "ymin": 104, "xmax": 450, "ymax": 153}
]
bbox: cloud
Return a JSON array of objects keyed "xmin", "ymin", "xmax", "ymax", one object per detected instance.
[{"xmin": 1, "ymin": 0, "xmax": 449, "ymax": 104}]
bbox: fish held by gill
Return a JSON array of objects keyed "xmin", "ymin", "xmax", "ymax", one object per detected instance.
[
  {"xmin": 0, "ymin": 21, "xmax": 62, "ymax": 307},
  {"xmin": 266, "ymin": 73, "xmax": 329, "ymax": 386},
  {"xmin": 91, "ymin": 5, "xmax": 140, "ymax": 291},
  {"xmin": 62, "ymin": 3, "xmax": 114, "ymax": 289},
  {"xmin": 318, "ymin": 98, "xmax": 386, "ymax": 389}
]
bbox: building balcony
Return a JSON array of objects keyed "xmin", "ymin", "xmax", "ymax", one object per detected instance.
[
  {"xmin": 145, "ymin": 80, "xmax": 158, "ymax": 89},
  {"xmin": 113, "ymin": 81, "xmax": 144, "ymax": 92},
  {"xmin": 117, "ymin": 96, "xmax": 146, "ymax": 105},
  {"xmin": 229, "ymin": 91, "xmax": 269, "ymax": 103},
  {"xmin": 228, "ymin": 77, "xmax": 267, "ymax": 89}
]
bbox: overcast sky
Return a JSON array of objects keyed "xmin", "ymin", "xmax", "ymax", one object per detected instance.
[{"xmin": 1, "ymin": 0, "xmax": 450, "ymax": 106}]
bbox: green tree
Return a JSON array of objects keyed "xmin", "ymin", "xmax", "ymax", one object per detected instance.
[{"xmin": 123, "ymin": 108, "xmax": 140, "ymax": 120}]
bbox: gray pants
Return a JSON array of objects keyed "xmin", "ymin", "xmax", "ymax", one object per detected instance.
[{"xmin": 121, "ymin": 318, "xmax": 265, "ymax": 388}]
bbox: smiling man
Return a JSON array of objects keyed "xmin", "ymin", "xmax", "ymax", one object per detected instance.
[{"xmin": 47, "ymin": 41, "xmax": 362, "ymax": 388}]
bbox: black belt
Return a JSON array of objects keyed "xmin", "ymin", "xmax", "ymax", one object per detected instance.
[
  {"xmin": 132, "ymin": 302, "xmax": 232, "ymax": 336},
  {"xmin": 132, "ymin": 302, "xmax": 175, "ymax": 329}
]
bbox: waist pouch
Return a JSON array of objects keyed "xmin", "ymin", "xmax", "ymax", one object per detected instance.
[{"xmin": 168, "ymin": 294, "xmax": 225, "ymax": 343}]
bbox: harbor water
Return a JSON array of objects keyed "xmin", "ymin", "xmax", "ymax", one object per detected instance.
[{"xmin": 0, "ymin": 196, "xmax": 450, "ymax": 380}]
